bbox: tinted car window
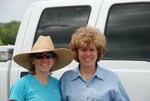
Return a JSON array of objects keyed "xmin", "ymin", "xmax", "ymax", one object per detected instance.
[
  {"xmin": 104, "ymin": 3, "xmax": 150, "ymax": 61},
  {"xmin": 35, "ymin": 6, "xmax": 91, "ymax": 48}
]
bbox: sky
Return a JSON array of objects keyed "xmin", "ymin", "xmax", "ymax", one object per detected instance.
[{"xmin": 0, "ymin": 0, "xmax": 41, "ymax": 23}]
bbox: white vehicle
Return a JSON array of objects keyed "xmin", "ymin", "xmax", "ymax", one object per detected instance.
[{"xmin": 0, "ymin": 0, "xmax": 150, "ymax": 101}]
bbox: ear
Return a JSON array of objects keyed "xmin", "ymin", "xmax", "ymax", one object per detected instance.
[{"xmin": 53, "ymin": 57, "xmax": 58, "ymax": 63}]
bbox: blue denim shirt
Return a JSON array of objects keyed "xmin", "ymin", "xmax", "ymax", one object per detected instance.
[{"xmin": 60, "ymin": 65, "xmax": 130, "ymax": 101}]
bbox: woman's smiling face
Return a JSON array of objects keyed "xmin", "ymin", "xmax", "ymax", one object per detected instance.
[
  {"xmin": 78, "ymin": 43, "xmax": 98, "ymax": 68},
  {"xmin": 31, "ymin": 52, "xmax": 56, "ymax": 74}
]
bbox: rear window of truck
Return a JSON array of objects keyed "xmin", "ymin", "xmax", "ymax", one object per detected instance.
[
  {"xmin": 35, "ymin": 6, "xmax": 91, "ymax": 48},
  {"xmin": 104, "ymin": 3, "xmax": 150, "ymax": 61}
]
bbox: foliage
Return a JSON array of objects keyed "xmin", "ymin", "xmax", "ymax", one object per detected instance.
[
  {"xmin": 0, "ymin": 39, "xmax": 3, "ymax": 45},
  {"xmin": 0, "ymin": 21, "xmax": 20, "ymax": 45}
]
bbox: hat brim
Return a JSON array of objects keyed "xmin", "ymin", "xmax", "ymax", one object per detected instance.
[{"xmin": 13, "ymin": 48, "xmax": 73, "ymax": 72}]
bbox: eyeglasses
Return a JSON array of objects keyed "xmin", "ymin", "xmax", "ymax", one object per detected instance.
[{"xmin": 32, "ymin": 53, "xmax": 55, "ymax": 59}]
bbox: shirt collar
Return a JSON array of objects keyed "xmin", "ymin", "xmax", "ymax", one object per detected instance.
[
  {"xmin": 71, "ymin": 65, "xmax": 81, "ymax": 80},
  {"xmin": 95, "ymin": 65, "xmax": 104, "ymax": 80},
  {"xmin": 71, "ymin": 64, "xmax": 104, "ymax": 81}
]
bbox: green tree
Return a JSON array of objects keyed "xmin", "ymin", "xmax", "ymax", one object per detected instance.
[
  {"xmin": 0, "ymin": 21, "xmax": 20, "ymax": 45},
  {"xmin": 0, "ymin": 38, "xmax": 3, "ymax": 45}
]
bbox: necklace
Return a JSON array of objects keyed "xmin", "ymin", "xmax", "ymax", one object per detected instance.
[{"xmin": 80, "ymin": 70, "xmax": 95, "ymax": 81}]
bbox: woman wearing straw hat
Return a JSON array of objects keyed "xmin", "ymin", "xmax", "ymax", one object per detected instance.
[{"xmin": 9, "ymin": 35, "xmax": 73, "ymax": 101}]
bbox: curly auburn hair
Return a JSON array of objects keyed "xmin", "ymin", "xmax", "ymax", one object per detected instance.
[{"xmin": 70, "ymin": 25, "xmax": 106, "ymax": 62}]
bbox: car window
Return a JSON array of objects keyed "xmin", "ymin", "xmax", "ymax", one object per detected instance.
[
  {"xmin": 104, "ymin": 3, "xmax": 150, "ymax": 61},
  {"xmin": 35, "ymin": 6, "xmax": 91, "ymax": 48}
]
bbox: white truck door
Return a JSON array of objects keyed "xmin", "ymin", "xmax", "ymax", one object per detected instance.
[{"xmin": 96, "ymin": 0, "xmax": 150, "ymax": 101}]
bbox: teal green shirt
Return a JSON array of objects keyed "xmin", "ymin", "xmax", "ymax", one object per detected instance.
[{"xmin": 9, "ymin": 73, "xmax": 61, "ymax": 101}]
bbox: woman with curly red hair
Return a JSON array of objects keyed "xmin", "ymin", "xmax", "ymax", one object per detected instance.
[{"xmin": 60, "ymin": 25, "xmax": 130, "ymax": 101}]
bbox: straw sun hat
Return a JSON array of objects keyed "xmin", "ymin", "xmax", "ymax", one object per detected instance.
[{"xmin": 13, "ymin": 35, "xmax": 73, "ymax": 71}]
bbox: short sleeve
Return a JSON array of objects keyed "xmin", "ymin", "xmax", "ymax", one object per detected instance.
[{"xmin": 9, "ymin": 77, "xmax": 28, "ymax": 100}]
